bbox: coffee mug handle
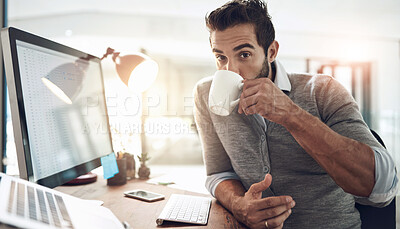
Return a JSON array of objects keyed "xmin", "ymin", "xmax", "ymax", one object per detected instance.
[
  {"xmin": 238, "ymin": 82, "xmax": 244, "ymax": 90},
  {"xmin": 230, "ymin": 98, "xmax": 240, "ymax": 107},
  {"xmin": 230, "ymin": 82, "xmax": 244, "ymax": 108}
]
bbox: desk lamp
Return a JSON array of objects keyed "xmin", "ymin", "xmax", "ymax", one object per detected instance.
[
  {"xmin": 64, "ymin": 48, "xmax": 158, "ymax": 185},
  {"xmin": 101, "ymin": 47, "xmax": 159, "ymax": 181},
  {"xmin": 41, "ymin": 62, "xmax": 86, "ymax": 104},
  {"xmin": 101, "ymin": 47, "xmax": 158, "ymax": 92}
]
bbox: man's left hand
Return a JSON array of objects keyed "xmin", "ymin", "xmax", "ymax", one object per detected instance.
[{"xmin": 238, "ymin": 78, "xmax": 298, "ymax": 125}]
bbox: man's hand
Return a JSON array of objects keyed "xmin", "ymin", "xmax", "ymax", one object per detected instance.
[
  {"xmin": 231, "ymin": 174, "xmax": 295, "ymax": 229},
  {"xmin": 238, "ymin": 78, "xmax": 299, "ymax": 126}
]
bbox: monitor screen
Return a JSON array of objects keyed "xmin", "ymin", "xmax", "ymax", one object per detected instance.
[{"xmin": 1, "ymin": 27, "xmax": 113, "ymax": 188}]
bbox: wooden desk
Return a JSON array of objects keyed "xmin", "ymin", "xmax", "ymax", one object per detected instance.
[{"xmin": 55, "ymin": 176, "xmax": 247, "ymax": 229}]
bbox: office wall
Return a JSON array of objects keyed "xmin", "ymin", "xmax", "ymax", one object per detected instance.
[{"xmin": 277, "ymin": 32, "xmax": 400, "ymax": 166}]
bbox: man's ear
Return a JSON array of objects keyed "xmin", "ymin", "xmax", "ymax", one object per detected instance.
[{"xmin": 267, "ymin": 40, "xmax": 279, "ymax": 63}]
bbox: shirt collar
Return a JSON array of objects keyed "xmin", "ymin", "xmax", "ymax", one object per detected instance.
[{"xmin": 273, "ymin": 60, "xmax": 291, "ymax": 92}]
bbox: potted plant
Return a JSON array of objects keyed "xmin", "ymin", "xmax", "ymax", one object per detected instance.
[{"xmin": 137, "ymin": 152, "xmax": 151, "ymax": 179}]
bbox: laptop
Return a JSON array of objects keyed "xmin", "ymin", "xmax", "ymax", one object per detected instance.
[{"xmin": 0, "ymin": 172, "xmax": 124, "ymax": 229}]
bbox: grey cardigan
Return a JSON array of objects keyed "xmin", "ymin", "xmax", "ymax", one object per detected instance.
[{"xmin": 194, "ymin": 68, "xmax": 392, "ymax": 228}]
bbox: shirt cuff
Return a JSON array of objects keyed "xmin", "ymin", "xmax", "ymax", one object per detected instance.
[
  {"xmin": 356, "ymin": 146, "xmax": 399, "ymax": 205},
  {"xmin": 205, "ymin": 171, "xmax": 240, "ymax": 197}
]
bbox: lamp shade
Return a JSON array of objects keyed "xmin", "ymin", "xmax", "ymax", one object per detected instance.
[
  {"xmin": 41, "ymin": 62, "xmax": 85, "ymax": 104},
  {"xmin": 112, "ymin": 52, "xmax": 158, "ymax": 93}
]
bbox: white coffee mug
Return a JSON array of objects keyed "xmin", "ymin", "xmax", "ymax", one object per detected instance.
[{"xmin": 209, "ymin": 70, "xmax": 244, "ymax": 116}]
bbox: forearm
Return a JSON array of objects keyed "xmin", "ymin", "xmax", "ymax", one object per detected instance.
[
  {"xmin": 284, "ymin": 105, "xmax": 375, "ymax": 197},
  {"xmin": 214, "ymin": 179, "xmax": 246, "ymax": 213}
]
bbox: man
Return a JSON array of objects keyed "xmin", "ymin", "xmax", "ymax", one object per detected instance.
[{"xmin": 193, "ymin": 0, "xmax": 399, "ymax": 228}]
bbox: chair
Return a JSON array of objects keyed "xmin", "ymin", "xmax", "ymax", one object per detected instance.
[{"xmin": 354, "ymin": 129, "xmax": 396, "ymax": 229}]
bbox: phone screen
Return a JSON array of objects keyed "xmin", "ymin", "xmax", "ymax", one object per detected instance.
[
  {"xmin": 127, "ymin": 191, "xmax": 161, "ymax": 199},
  {"xmin": 124, "ymin": 189, "xmax": 165, "ymax": 202}
]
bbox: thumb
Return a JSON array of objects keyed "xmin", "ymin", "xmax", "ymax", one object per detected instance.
[{"xmin": 248, "ymin": 174, "xmax": 272, "ymax": 195}]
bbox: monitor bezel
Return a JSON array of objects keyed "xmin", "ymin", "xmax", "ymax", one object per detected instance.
[{"xmin": 1, "ymin": 27, "xmax": 114, "ymax": 188}]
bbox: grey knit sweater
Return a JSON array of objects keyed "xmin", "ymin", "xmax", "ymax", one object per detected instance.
[{"xmin": 194, "ymin": 71, "xmax": 387, "ymax": 228}]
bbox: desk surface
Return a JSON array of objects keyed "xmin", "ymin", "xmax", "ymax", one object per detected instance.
[{"xmin": 55, "ymin": 176, "xmax": 247, "ymax": 229}]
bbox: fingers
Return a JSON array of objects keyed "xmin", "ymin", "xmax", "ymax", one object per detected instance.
[
  {"xmin": 238, "ymin": 78, "xmax": 272, "ymax": 115},
  {"xmin": 244, "ymin": 103, "xmax": 261, "ymax": 115},
  {"xmin": 258, "ymin": 199, "xmax": 295, "ymax": 217},
  {"xmin": 265, "ymin": 209, "xmax": 292, "ymax": 228},
  {"xmin": 243, "ymin": 77, "xmax": 273, "ymax": 89},
  {"xmin": 238, "ymin": 78, "xmax": 263, "ymax": 114},
  {"xmin": 248, "ymin": 208, "xmax": 292, "ymax": 229},
  {"xmin": 241, "ymin": 83, "xmax": 260, "ymax": 98},
  {"xmin": 238, "ymin": 93, "xmax": 245, "ymax": 114},
  {"xmin": 240, "ymin": 173, "xmax": 295, "ymax": 229},
  {"xmin": 247, "ymin": 174, "xmax": 272, "ymax": 195},
  {"xmin": 251, "ymin": 195, "xmax": 294, "ymax": 213},
  {"xmin": 240, "ymin": 94, "xmax": 260, "ymax": 115},
  {"xmin": 260, "ymin": 196, "xmax": 294, "ymax": 209},
  {"xmin": 236, "ymin": 192, "xmax": 295, "ymax": 229}
]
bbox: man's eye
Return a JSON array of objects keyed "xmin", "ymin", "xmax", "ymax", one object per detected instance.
[
  {"xmin": 216, "ymin": 55, "xmax": 226, "ymax": 61},
  {"xmin": 240, "ymin": 52, "xmax": 251, "ymax": 58}
]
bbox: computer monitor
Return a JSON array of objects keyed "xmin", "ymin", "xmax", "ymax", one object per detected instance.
[{"xmin": 1, "ymin": 27, "xmax": 114, "ymax": 188}]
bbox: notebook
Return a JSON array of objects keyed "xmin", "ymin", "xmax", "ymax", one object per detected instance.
[{"xmin": 0, "ymin": 172, "xmax": 124, "ymax": 229}]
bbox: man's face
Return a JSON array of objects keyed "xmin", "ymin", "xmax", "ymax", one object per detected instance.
[{"xmin": 210, "ymin": 23, "xmax": 270, "ymax": 80}]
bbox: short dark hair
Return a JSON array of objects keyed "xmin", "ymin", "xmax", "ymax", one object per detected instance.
[{"xmin": 205, "ymin": 0, "xmax": 275, "ymax": 55}]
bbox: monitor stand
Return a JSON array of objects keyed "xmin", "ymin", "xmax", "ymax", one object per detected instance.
[{"xmin": 63, "ymin": 172, "xmax": 97, "ymax": 185}]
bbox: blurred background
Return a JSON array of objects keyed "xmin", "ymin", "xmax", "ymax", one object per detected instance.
[{"xmin": 2, "ymin": 0, "xmax": 400, "ymax": 181}]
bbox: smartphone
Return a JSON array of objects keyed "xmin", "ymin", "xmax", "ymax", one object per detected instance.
[{"xmin": 124, "ymin": 189, "xmax": 165, "ymax": 202}]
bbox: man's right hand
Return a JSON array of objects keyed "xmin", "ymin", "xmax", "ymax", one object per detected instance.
[{"xmin": 231, "ymin": 174, "xmax": 295, "ymax": 229}]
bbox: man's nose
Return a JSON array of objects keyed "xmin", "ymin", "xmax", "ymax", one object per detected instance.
[{"xmin": 226, "ymin": 61, "xmax": 240, "ymax": 75}]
